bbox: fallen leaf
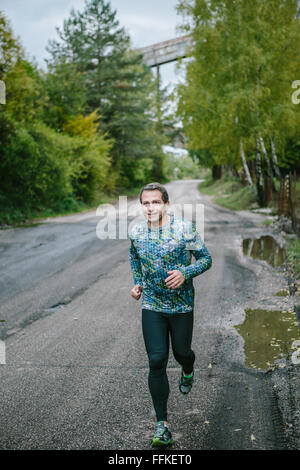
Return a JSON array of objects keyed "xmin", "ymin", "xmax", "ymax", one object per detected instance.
[{"xmin": 250, "ymin": 434, "xmax": 256, "ymax": 441}]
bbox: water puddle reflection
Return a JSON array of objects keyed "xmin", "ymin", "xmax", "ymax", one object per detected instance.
[
  {"xmin": 235, "ymin": 309, "xmax": 300, "ymax": 370},
  {"xmin": 242, "ymin": 235, "xmax": 285, "ymax": 268}
]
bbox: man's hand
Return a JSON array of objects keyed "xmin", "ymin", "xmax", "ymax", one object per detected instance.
[
  {"xmin": 130, "ymin": 284, "xmax": 143, "ymax": 300},
  {"xmin": 165, "ymin": 270, "xmax": 184, "ymax": 289}
]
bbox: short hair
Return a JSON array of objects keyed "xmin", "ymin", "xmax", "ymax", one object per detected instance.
[{"xmin": 139, "ymin": 182, "xmax": 169, "ymax": 203}]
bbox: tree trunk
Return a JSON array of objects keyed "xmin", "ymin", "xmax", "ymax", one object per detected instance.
[
  {"xmin": 240, "ymin": 140, "xmax": 258, "ymax": 201},
  {"xmin": 259, "ymin": 135, "xmax": 275, "ymax": 202},
  {"xmin": 270, "ymin": 137, "xmax": 281, "ymax": 179},
  {"xmin": 290, "ymin": 170, "xmax": 299, "ymax": 235},
  {"xmin": 259, "ymin": 136, "xmax": 273, "ymax": 179},
  {"xmin": 263, "ymin": 174, "xmax": 273, "ymax": 205},
  {"xmin": 279, "ymin": 173, "xmax": 290, "ymax": 216},
  {"xmin": 212, "ymin": 164, "xmax": 222, "ymax": 180},
  {"xmin": 249, "ymin": 159, "xmax": 256, "ymax": 184},
  {"xmin": 255, "ymin": 138, "xmax": 265, "ymax": 206},
  {"xmin": 279, "ymin": 171, "xmax": 299, "ymax": 236}
]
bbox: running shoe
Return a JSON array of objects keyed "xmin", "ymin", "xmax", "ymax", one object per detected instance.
[
  {"xmin": 151, "ymin": 421, "xmax": 174, "ymax": 448},
  {"xmin": 179, "ymin": 370, "xmax": 194, "ymax": 395}
]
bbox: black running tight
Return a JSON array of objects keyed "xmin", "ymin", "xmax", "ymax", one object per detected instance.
[{"xmin": 142, "ymin": 308, "xmax": 195, "ymax": 422}]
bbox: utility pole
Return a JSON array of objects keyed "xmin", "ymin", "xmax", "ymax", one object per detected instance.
[
  {"xmin": 155, "ymin": 65, "xmax": 162, "ymax": 131},
  {"xmin": 0, "ymin": 80, "xmax": 5, "ymax": 104}
]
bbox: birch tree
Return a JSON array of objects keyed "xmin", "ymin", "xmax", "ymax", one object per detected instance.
[{"xmin": 176, "ymin": 0, "xmax": 300, "ymax": 205}]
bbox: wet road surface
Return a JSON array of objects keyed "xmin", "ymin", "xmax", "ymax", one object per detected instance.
[{"xmin": 0, "ymin": 180, "xmax": 295, "ymax": 450}]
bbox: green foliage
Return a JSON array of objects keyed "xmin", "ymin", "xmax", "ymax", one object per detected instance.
[
  {"xmin": 0, "ymin": 11, "xmax": 23, "ymax": 78},
  {"xmin": 62, "ymin": 111, "xmax": 113, "ymax": 201},
  {"xmin": 4, "ymin": 58, "xmax": 46, "ymax": 123},
  {"xmin": 42, "ymin": 59, "xmax": 87, "ymax": 130},
  {"xmin": 280, "ymin": 135, "xmax": 300, "ymax": 172},
  {"xmin": 285, "ymin": 238, "xmax": 300, "ymax": 281},
  {"xmin": 0, "ymin": 2, "xmax": 168, "ymax": 225},
  {"xmin": 198, "ymin": 174, "xmax": 256, "ymax": 210},
  {"xmin": 0, "ymin": 120, "xmax": 113, "ymax": 224},
  {"xmin": 176, "ymin": 0, "xmax": 300, "ymax": 171},
  {"xmin": 0, "ymin": 123, "xmax": 73, "ymax": 214},
  {"xmin": 1, "ymin": 12, "xmax": 46, "ymax": 123},
  {"xmin": 189, "ymin": 148, "xmax": 215, "ymax": 169},
  {"xmin": 164, "ymin": 150, "xmax": 205, "ymax": 179},
  {"xmin": 46, "ymin": 0, "xmax": 165, "ymax": 188},
  {"xmin": 63, "ymin": 110, "xmax": 101, "ymax": 139},
  {"xmin": 0, "ymin": 107, "xmax": 16, "ymax": 146}
]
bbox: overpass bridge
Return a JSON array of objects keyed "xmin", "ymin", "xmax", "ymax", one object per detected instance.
[
  {"xmin": 138, "ymin": 34, "xmax": 193, "ymax": 69},
  {"xmin": 137, "ymin": 35, "xmax": 192, "ymax": 148}
]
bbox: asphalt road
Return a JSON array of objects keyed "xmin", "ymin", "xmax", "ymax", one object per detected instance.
[{"xmin": 0, "ymin": 180, "xmax": 291, "ymax": 450}]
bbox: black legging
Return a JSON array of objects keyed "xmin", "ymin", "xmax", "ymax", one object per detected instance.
[{"xmin": 142, "ymin": 308, "xmax": 195, "ymax": 422}]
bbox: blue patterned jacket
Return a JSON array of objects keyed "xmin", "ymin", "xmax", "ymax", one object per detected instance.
[{"xmin": 129, "ymin": 212, "xmax": 212, "ymax": 314}]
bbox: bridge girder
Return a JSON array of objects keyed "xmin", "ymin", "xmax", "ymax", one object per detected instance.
[{"xmin": 137, "ymin": 34, "xmax": 193, "ymax": 68}]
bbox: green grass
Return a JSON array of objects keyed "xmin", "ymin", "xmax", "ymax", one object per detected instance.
[
  {"xmin": 198, "ymin": 174, "xmax": 257, "ymax": 211},
  {"xmin": 264, "ymin": 219, "xmax": 274, "ymax": 226},
  {"xmin": 0, "ymin": 186, "xmax": 142, "ymax": 228},
  {"xmin": 198, "ymin": 171, "xmax": 300, "ymax": 292},
  {"xmin": 285, "ymin": 238, "xmax": 300, "ymax": 282}
]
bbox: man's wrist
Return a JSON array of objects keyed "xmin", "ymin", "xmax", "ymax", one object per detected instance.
[{"xmin": 178, "ymin": 267, "xmax": 188, "ymax": 280}]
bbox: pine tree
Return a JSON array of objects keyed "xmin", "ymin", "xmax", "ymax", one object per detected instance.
[{"xmin": 46, "ymin": 0, "xmax": 165, "ymax": 188}]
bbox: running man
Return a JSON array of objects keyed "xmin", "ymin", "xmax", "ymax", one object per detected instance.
[{"xmin": 129, "ymin": 182, "xmax": 212, "ymax": 448}]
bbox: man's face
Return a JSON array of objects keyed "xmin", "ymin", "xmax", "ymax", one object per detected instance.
[{"xmin": 141, "ymin": 190, "xmax": 169, "ymax": 224}]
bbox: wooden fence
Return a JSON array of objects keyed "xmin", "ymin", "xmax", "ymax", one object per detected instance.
[{"xmin": 278, "ymin": 170, "xmax": 300, "ymax": 236}]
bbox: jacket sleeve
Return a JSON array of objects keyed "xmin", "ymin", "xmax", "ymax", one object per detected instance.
[
  {"xmin": 179, "ymin": 224, "xmax": 212, "ymax": 281},
  {"xmin": 129, "ymin": 239, "xmax": 143, "ymax": 285}
]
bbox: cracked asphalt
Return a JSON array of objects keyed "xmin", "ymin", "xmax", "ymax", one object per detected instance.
[{"xmin": 0, "ymin": 179, "xmax": 299, "ymax": 450}]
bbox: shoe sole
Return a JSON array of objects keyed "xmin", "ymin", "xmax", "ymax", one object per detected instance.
[
  {"xmin": 179, "ymin": 388, "xmax": 191, "ymax": 394},
  {"xmin": 179, "ymin": 380, "xmax": 193, "ymax": 395},
  {"xmin": 178, "ymin": 376, "xmax": 194, "ymax": 395}
]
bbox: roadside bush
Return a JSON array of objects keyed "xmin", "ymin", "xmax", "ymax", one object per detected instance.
[
  {"xmin": 0, "ymin": 123, "xmax": 73, "ymax": 212},
  {"xmin": 0, "ymin": 121, "xmax": 112, "ymax": 223}
]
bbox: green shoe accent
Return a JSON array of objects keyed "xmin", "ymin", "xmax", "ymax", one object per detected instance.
[
  {"xmin": 179, "ymin": 369, "xmax": 194, "ymax": 395},
  {"xmin": 151, "ymin": 421, "xmax": 174, "ymax": 448},
  {"xmin": 184, "ymin": 372, "xmax": 193, "ymax": 378}
]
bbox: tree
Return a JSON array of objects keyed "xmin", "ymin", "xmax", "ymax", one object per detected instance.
[
  {"xmin": 46, "ymin": 0, "xmax": 166, "ymax": 188},
  {"xmin": 0, "ymin": 9, "xmax": 112, "ymax": 223},
  {"xmin": 62, "ymin": 110, "xmax": 113, "ymax": 199},
  {"xmin": 176, "ymin": 0, "xmax": 300, "ymax": 204},
  {"xmin": 42, "ymin": 59, "xmax": 87, "ymax": 131},
  {"xmin": 0, "ymin": 11, "xmax": 47, "ymax": 124},
  {"xmin": 0, "ymin": 11, "xmax": 23, "ymax": 78}
]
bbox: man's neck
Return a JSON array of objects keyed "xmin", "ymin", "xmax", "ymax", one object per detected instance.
[{"xmin": 147, "ymin": 213, "xmax": 170, "ymax": 229}]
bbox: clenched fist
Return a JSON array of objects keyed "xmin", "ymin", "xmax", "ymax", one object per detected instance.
[{"xmin": 130, "ymin": 284, "xmax": 143, "ymax": 300}]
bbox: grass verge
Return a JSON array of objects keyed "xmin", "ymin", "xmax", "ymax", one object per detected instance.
[
  {"xmin": 198, "ymin": 174, "xmax": 257, "ymax": 211},
  {"xmin": 0, "ymin": 186, "xmax": 142, "ymax": 228},
  {"xmin": 285, "ymin": 237, "xmax": 300, "ymax": 285}
]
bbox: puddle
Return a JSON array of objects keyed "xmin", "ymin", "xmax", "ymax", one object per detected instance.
[
  {"xmin": 242, "ymin": 235, "xmax": 285, "ymax": 267},
  {"xmin": 235, "ymin": 309, "xmax": 300, "ymax": 370}
]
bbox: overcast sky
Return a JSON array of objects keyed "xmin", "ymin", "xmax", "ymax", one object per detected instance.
[{"xmin": 1, "ymin": 0, "xmax": 187, "ymax": 88}]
